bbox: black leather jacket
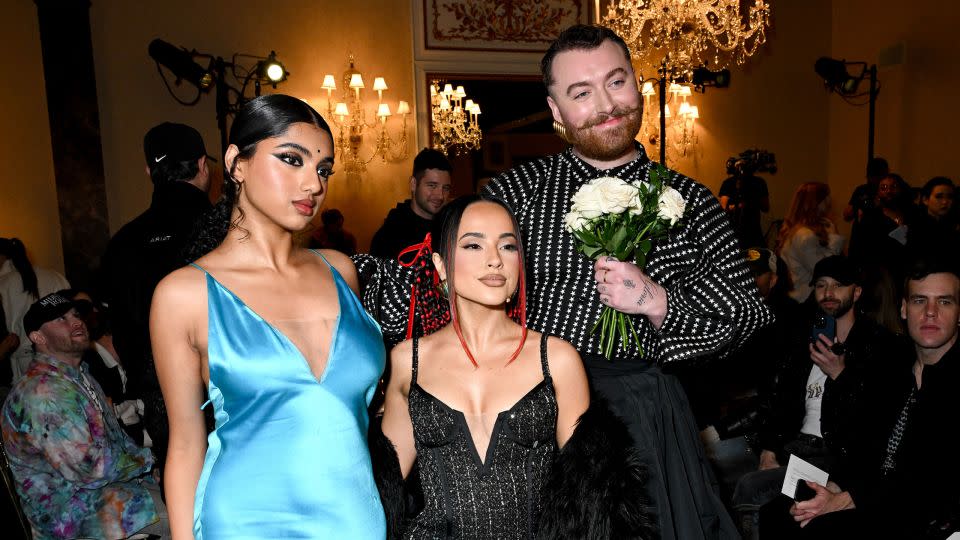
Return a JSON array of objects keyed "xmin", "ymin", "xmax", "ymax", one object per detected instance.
[{"xmin": 758, "ymin": 315, "xmax": 909, "ymax": 463}]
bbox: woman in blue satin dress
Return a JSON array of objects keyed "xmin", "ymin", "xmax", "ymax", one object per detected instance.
[{"xmin": 151, "ymin": 94, "xmax": 386, "ymax": 539}]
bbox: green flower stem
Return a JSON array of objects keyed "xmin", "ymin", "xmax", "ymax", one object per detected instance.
[{"xmin": 593, "ymin": 305, "xmax": 646, "ymax": 360}]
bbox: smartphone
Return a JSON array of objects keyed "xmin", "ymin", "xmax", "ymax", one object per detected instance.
[{"xmin": 810, "ymin": 312, "xmax": 836, "ymax": 344}]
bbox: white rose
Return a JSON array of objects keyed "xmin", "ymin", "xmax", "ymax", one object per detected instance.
[
  {"xmin": 570, "ymin": 183, "xmax": 604, "ymax": 219},
  {"xmin": 594, "ymin": 176, "xmax": 637, "ymax": 214},
  {"xmin": 564, "ymin": 209, "xmax": 588, "ymax": 232},
  {"xmin": 628, "ymin": 191, "xmax": 644, "ymax": 215},
  {"xmin": 657, "ymin": 187, "xmax": 686, "ymax": 225}
]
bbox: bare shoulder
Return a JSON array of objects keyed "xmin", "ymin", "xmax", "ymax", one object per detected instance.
[
  {"xmin": 153, "ymin": 265, "xmax": 207, "ymax": 312},
  {"xmin": 540, "ymin": 333, "xmax": 587, "ymax": 383},
  {"xmin": 317, "ymin": 249, "xmax": 359, "ymax": 292},
  {"xmin": 388, "ymin": 338, "xmax": 415, "ymax": 391}
]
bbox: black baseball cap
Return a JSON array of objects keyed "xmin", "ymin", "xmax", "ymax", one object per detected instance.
[
  {"xmin": 144, "ymin": 122, "xmax": 216, "ymax": 171},
  {"xmin": 23, "ymin": 293, "xmax": 77, "ymax": 335},
  {"xmin": 810, "ymin": 255, "xmax": 859, "ymax": 286}
]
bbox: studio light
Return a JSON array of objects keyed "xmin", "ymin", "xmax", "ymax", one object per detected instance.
[
  {"xmin": 692, "ymin": 67, "xmax": 731, "ymax": 89},
  {"xmin": 813, "ymin": 56, "xmax": 880, "ymax": 161},
  {"xmin": 148, "ymin": 39, "xmax": 213, "ymax": 90},
  {"xmin": 149, "ymin": 39, "xmax": 290, "ymax": 157},
  {"xmin": 259, "ymin": 51, "xmax": 287, "ymax": 85},
  {"xmin": 814, "ymin": 57, "xmax": 863, "ymax": 95}
]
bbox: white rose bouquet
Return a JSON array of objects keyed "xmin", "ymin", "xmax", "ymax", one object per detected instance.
[{"xmin": 564, "ymin": 163, "xmax": 687, "ymax": 359}]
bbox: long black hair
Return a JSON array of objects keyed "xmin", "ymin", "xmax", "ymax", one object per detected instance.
[
  {"xmin": 185, "ymin": 94, "xmax": 332, "ymax": 260},
  {"xmin": 430, "ymin": 194, "xmax": 528, "ymax": 366},
  {"xmin": 0, "ymin": 238, "xmax": 39, "ymax": 299}
]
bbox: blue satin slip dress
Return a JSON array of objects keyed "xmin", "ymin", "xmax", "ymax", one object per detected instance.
[{"xmin": 190, "ymin": 254, "xmax": 386, "ymax": 539}]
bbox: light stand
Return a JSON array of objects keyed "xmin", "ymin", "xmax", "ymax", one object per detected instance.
[
  {"xmin": 814, "ymin": 57, "xmax": 880, "ymax": 163},
  {"xmin": 149, "ymin": 39, "xmax": 289, "ymax": 158}
]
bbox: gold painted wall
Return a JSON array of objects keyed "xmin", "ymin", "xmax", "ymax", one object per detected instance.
[
  {"xmin": 631, "ymin": 0, "xmax": 833, "ymax": 240},
  {"xmin": 89, "ymin": 0, "xmax": 416, "ymax": 251},
  {"xmin": 1, "ymin": 1, "xmax": 64, "ymax": 272},
  {"xmin": 11, "ymin": 1, "xmax": 960, "ymax": 264},
  {"xmin": 827, "ymin": 0, "xmax": 960, "ymax": 239}
]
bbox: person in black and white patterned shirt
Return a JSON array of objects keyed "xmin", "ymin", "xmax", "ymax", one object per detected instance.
[
  {"xmin": 479, "ymin": 25, "xmax": 772, "ymax": 540},
  {"xmin": 355, "ymin": 25, "xmax": 772, "ymax": 539}
]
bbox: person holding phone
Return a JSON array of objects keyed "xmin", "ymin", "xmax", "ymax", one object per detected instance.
[{"xmin": 731, "ymin": 256, "xmax": 910, "ymax": 537}]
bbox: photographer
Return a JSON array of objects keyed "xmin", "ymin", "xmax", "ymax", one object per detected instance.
[
  {"xmin": 718, "ymin": 149, "xmax": 776, "ymax": 248},
  {"xmin": 732, "ymin": 256, "xmax": 909, "ymax": 536}
]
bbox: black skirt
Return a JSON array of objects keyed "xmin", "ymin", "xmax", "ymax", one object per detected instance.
[{"xmin": 584, "ymin": 355, "xmax": 740, "ymax": 540}]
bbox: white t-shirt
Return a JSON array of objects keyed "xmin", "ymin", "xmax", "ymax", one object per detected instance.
[{"xmin": 800, "ymin": 364, "xmax": 828, "ymax": 437}]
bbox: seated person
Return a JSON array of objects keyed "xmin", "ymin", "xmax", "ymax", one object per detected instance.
[
  {"xmin": 732, "ymin": 256, "xmax": 907, "ymax": 523},
  {"xmin": 760, "ymin": 256, "xmax": 960, "ymax": 539},
  {"xmin": 0, "ymin": 293, "xmax": 166, "ymax": 539},
  {"xmin": 62, "ymin": 288, "xmax": 147, "ymax": 445}
]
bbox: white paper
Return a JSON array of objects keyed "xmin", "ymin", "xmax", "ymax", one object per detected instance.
[
  {"xmin": 781, "ymin": 454, "xmax": 830, "ymax": 499},
  {"xmin": 889, "ymin": 224, "xmax": 908, "ymax": 245}
]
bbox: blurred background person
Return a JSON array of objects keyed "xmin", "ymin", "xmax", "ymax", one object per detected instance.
[
  {"xmin": 776, "ymin": 182, "xmax": 844, "ymax": 304},
  {"xmin": 0, "ymin": 237, "xmax": 70, "ymax": 385}
]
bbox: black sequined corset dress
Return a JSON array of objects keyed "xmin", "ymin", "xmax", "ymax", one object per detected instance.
[{"xmin": 404, "ymin": 334, "xmax": 558, "ymax": 540}]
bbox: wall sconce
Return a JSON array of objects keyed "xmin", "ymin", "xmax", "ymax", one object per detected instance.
[
  {"xmin": 320, "ymin": 55, "xmax": 410, "ymax": 173},
  {"xmin": 640, "ymin": 78, "xmax": 701, "ymax": 160}
]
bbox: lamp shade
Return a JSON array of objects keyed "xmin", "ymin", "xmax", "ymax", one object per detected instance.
[
  {"xmin": 690, "ymin": 106, "xmax": 700, "ymax": 119},
  {"xmin": 334, "ymin": 102, "xmax": 349, "ymax": 116},
  {"xmin": 443, "ymin": 83, "xmax": 454, "ymax": 96},
  {"xmin": 373, "ymin": 77, "xmax": 388, "ymax": 91},
  {"xmin": 397, "ymin": 100, "xmax": 410, "ymax": 115},
  {"xmin": 321, "ymin": 74, "xmax": 337, "ymax": 90},
  {"xmin": 377, "ymin": 103, "xmax": 392, "ymax": 117},
  {"xmin": 348, "ymin": 73, "xmax": 364, "ymax": 89},
  {"xmin": 641, "ymin": 81, "xmax": 655, "ymax": 96},
  {"xmin": 455, "ymin": 86, "xmax": 466, "ymax": 98}
]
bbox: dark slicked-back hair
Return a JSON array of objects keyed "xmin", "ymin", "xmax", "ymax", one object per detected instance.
[
  {"xmin": 540, "ymin": 24, "xmax": 632, "ymax": 92},
  {"xmin": 903, "ymin": 255, "xmax": 960, "ymax": 299},
  {"xmin": 412, "ymin": 148, "xmax": 452, "ymax": 182}
]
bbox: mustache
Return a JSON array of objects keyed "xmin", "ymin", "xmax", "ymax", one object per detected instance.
[{"xmin": 578, "ymin": 106, "xmax": 642, "ymax": 130}]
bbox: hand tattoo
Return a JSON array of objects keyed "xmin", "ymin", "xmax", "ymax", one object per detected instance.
[
  {"xmin": 623, "ymin": 279, "xmax": 636, "ymax": 289},
  {"xmin": 636, "ymin": 280, "xmax": 658, "ymax": 306}
]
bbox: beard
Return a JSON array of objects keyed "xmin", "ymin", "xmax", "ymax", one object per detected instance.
[
  {"xmin": 566, "ymin": 105, "xmax": 643, "ymax": 162},
  {"xmin": 819, "ymin": 296, "xmax": 854, "ymax": 318}
]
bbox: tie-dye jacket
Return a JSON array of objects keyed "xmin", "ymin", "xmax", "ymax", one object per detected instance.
[{"xmin": 1, "ymin": 353, "xmax": 157, "ymax": 539}]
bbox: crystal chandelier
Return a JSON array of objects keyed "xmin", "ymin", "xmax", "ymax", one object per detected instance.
[
  {"xmin": 430, "ymin": 81, "xmax": 482, "ymax": 156},
  {"xmin": 640, "ymin": 81, "xmax": 700, "ymax": 159},
  {"xmin": 603, "ymin": 0, "xmax": 771, "ymax": 79},
  {"xmin": 320, "ymin": 55, "xmax": 410, "ymax": 173}
]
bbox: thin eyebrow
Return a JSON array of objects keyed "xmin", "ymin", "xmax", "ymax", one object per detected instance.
[
  {"xmin": 459, "ymin": 232, "xmax": 485, "ymax": 240},
  {"xmin": 499, "ymin": 233, "xmax": 518, "ymax": 240},
  {"xmin": 565, "ymin": 67, "xmax": 628, "ymax": 97},
  {"xmin": 275, "ymin": 142, "xmax": 311, "ymax": 154}
]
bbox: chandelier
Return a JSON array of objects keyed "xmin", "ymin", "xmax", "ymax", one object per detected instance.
[
  {"xmin": 320, "ymin": 55, "xmax": 410, "ymax": 173},
  {"xmin": 640, "ymin": 81, "xmax": 700, "ymax": 159},
  {"xmin": 603, "ymin": 0, "xmax": 771, "ymax": 79},
  {"xmin": 430, "ymin": 81, "xmax": 482, "ymax": 156}
]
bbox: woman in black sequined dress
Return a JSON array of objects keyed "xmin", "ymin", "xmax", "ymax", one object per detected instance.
[{"xmin": 380, "ymin": 196, "xmax": 591, "ymax": 539}]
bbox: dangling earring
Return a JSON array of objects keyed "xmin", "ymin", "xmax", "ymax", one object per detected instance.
[
  {"xmin": 553, "ymin": 120, "xmax": 570, "ymax": 143},
  {"xmin": 506, "ymin": 295, "xmax": 512, "ymax": 303},
  {"xmin": 438, "ymin": 280, "xmax": 449, "ymax": 299}
]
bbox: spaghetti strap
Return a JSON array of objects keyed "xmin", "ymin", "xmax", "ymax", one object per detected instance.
[
  {"xmin": 189, "ymin": 261, "xmax": 208, "ymax": 273},
  {"xmin": 539, "ymin": 333, "xmax": 550, "ymax": 377},
  {"xmin": 411, "ymin": 336, "xmax": 419, "ymax": 385}
]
